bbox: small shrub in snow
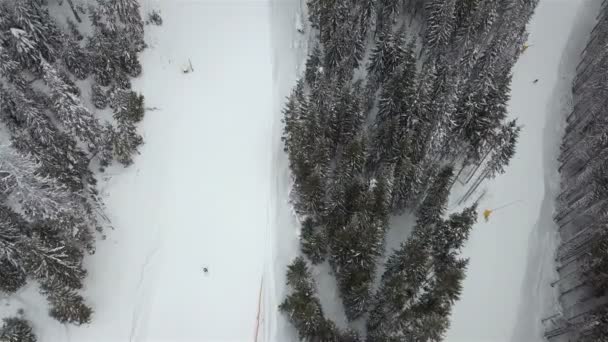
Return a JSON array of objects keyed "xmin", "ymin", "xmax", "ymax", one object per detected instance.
[{"xmin": 146, "ymin": 10, "xmax": 163, "ymax": 26}]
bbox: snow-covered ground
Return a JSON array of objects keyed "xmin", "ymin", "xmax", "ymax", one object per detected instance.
[{"xmin": 447, "ymin": 1, "xmax": 601, "ymax": 341}]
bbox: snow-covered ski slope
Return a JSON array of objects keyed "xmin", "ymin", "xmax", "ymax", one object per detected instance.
[
  {"xmin": 447, "ymin": 1, "xmax": 601, "ymax": 341},
  {"xmin": 92, "ymin": 1, "xmax": 275, "ymax": 340},
  {"xmin": 511, "ymin": 1, "xmax": 602, "ymax": 341}
]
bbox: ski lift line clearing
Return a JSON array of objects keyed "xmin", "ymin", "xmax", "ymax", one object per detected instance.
[{"xmin": 483, "ymin": 200, "xmax": 524, "ymax": 222}]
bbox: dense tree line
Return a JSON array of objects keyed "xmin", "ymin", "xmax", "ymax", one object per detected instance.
[
  {"xmin": 546, "ymin": 2, "xmax": 608, "ymax": 340},
  {"xmin": 281, "ymin": 0, "xmax": 536, "ymax": 339},
  {"xmin": 0, "ymin": 0, "xmax": 149, "ymax": 335}
]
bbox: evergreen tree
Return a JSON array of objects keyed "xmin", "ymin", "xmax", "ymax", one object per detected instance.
[
  {"xmin": 0, "ymin": 1, "xmax": 63, "ymax": 69},
  {"xmin": 416, "ymin": 166, "xmax": 453, "ymax": 227},
  {"xmin": 111, "ymin": 89, "xmax": 145, "ymax": 123},
  {"xmin": 300, "ymin": 218, "xmax": 327, "ymax": 265},
  {"xmin": 41, "ymin": 60, "xmax": 106, "ymax": 154},
  {"xmin": 371, "ymin": 41, "xmax": 417, "ymax": 166},
  {"xmin": 367, "ymin": 30, "xmax": 406, "ymax": 85},
  {"xmin": 62, "ymin": 36, "xmax": 90, "ymax": 80},
  {"xmin": 483, "ymin": 120, "xmax": 520, "ymax": 179},
  {"xmin": 367, "ymin": 237, "xmax": 431, "ymax": 340},
  {"xmin": 305, "ymin": 46, "xmax": 323, "ymax": 87},
  {"xmin": 0, "ymin": 259, "xmax": 27, "ymax": 294},
  {"xmin": 44, "ymin": 285, "xmax": 92, "ymax": 325},
  {"xmin": 0, "ymin": 145, "xmax": 73, "ymax": 221},
  {"xmin": 111, "ymin": 119, "xmax": 143, "ymax": 166},
  {"xmin": 91, "ymin": 83, "xmax": 109, "ymax": 109},
  {"xmin": 0, "ymin": 206, "xmax": 29, "ymax": 294},
  {"xmin": 423, "ymin": 0, "xmax": 457, "ymax": 56},
  {"xmin": 328, "ymin": 81, "xmax": 364, "ymax": 151},
  {"xmin": 0, "ymin": 317, "xmax": 36, "ymax": 342},
  {"xmin": 279, "ymin": 257, "xmax": 325, "ymax": 339}
]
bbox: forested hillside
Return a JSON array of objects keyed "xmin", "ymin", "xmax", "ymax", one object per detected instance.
[
  {"xmin": 0, "ymin": 0, "xmax": 149, "ymax": 339},
  {"xmin": 280, "ymin": 0, "xmax": 538, "ymax": 340},
  {"xmin": 544, "ymin": 2, "xmax": 608, "ymax": 340}
]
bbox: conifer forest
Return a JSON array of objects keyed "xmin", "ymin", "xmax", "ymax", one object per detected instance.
[
  {"xmin": 279, "ymin": 0, "xmax": 541, "ymax": 340},
  {"xmin": 0, "ymin": 0, "xmax": 607, "ymax": 341},
  {"xmin": 0, "ymin": 0, "xmax": 147, "ymax": 338}
]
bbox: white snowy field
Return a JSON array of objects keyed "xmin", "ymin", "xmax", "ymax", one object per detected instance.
[{"xmin": 447, "ymin": 1, "xmax": 601, "ymax": 342}]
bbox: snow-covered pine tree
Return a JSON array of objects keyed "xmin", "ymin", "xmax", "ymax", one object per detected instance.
[
  {"xmin": 110, "ymin": 89, "xmax": 145, "ymax": 123},
  {"xmin": 371, "ymin": 40, "xmax": 417, "ymax": 166},
  {"xmin": 279, "ymin": 257, "xmax": 326, "ymax": 339},
  {"xmin": 0, "ymin": 84, "xmax": 93, "ymax": 192},
  {"xmin": 368, "ymin": 202, "xmax": 476, "ymax": 340},
  {"xmin": 332, "ymin": 212, "xmax": 382, "ymax": 320},
  {"xmin": 300, "ymin": 218, "xmax": 327, "ymax": 265},
  {"xmin": 279, "ymin": 257, "xmax": 361, "ymax": 341},
  {"xmin": 91, "ymin": 83, "xmax": 109, "ymax": 109},
  {"xmin": 0, "ymin": 145, "xmax": 73, "ymax": 221},
  {"xmin": 62, "ymin": 36, "xmax": 90, "ymax": 80},
  {"xmin": 391, "ymin": 138, "xmax": 417, "ymax": 210},
  {"xmin": 431, "ymin": 204, "xmax": 477, "ymax": 257},
  {"xmin": 0, "ymin": 205, "xmax": 29, "ymax": 294},
  {"xmin": 0, "ymin": 317, "xmax": 36, "ymax": 342},
  {"xmin": 326, "ymin": 134, "xmax": 367, "ymax": 229},
  {"xmin": 483, "ymin": 119, "xmax": 521, "ymax": 179},
  {"xmin": 44, "ymin": 285, "xmax": 92, "ymax": 325},
  {"xmin": 111, "ymin": 118, "xmax": 143, "ymax": 166},
  {"xmin": 0, "ymin": 1, "xmax": 63, "ymax": 70},
  {"xmin": 328, "ymin": 81, "xmax": 364, "ymax": 153},
  {"xmin": 416, "ymin": 166, "xmax": 453, "ymax": 227},
  {"xmin": 367, "ymin": 236, "xmax": 431, "ymax": 340},
  {"xmin": 87, "ymin": 12, "xmax": 143, "ymax": 86},
  {"xmin": 41, "ymin": 60, "xmax": 106, "ymax": 155},
  {"xmin": 305, "ymin": 46, "xmax": 323, "ymax": 87},
  {"xmin": 367, "ymin": 30, "xmax": 406, "ymax": 86},
  {"xmin": 423, "ymin": 0, "xmax": 457, "ymax": 57}
]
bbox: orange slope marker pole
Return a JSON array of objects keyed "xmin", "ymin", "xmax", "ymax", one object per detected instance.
[{"xmin": 254, "ymin": 276, "xmax": 263, "ymax": 342}]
